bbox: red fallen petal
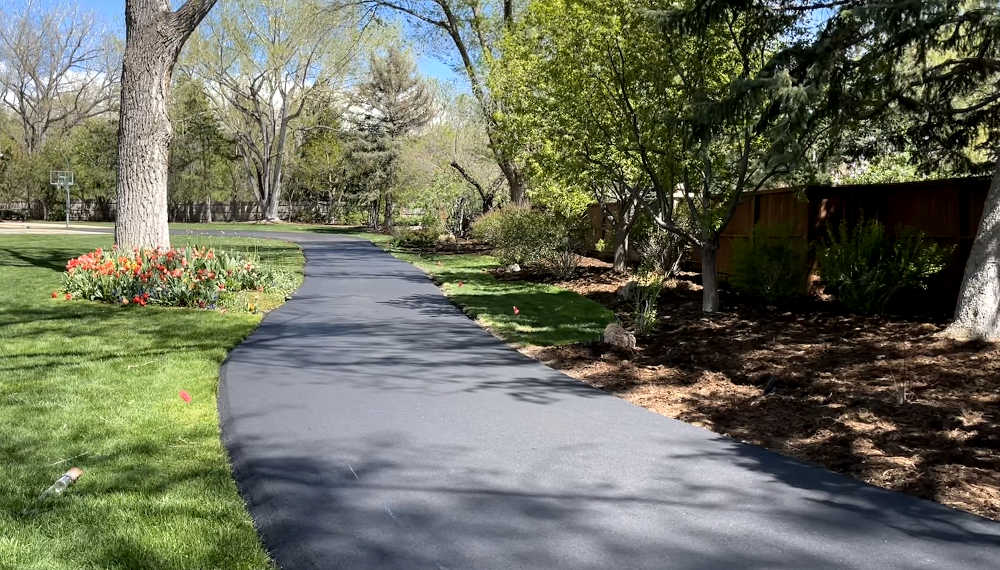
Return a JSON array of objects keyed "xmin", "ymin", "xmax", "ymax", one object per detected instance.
[
  {"xmin": 179, "ymin": 390, "xmax": 192, "ymax": 403},
  {"xmin": 513, "ymin": 306, "xmax": 520, "ymax": 315},
  {"xmin": 458, "ymin": 281, "xmax": 464, "ymax": 287}
]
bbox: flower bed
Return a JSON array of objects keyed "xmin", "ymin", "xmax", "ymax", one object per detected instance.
[{"xmin": 60, "ymin": 246, "xmax": 290, "ymax": 309}]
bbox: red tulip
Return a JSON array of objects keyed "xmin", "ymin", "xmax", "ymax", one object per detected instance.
[
  {"xmin": 51, "ymin": 291, "xmax": 59, "ymax": 298},
  {"xmin": 513, "ymin": 306, "xmax": 520, "ymax": 315},
  {"xmin": 179, "ymin": 390, "xmax": 192, "ymax": 403}
]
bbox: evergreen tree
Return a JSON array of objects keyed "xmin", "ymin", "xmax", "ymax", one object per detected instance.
[
  {"xmin": 355, "ymin": 47, "xmax": 434, "ymax": 230},
  {"xmin": 797, "ymin": 0, "xmax": 999, "ymax": 338}
]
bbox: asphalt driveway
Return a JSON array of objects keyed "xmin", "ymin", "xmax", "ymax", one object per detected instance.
[{"xmin": 218, "ymin": 232, "xmax": 1000, "ymax": 569}]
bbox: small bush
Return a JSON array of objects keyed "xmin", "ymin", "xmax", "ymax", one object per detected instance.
[
  {"xmin": 544, "ymin": 245, "xmax": 580, "ymax": 279},
  {"xmin": 633, "ymin": 272, "xmax": 664, "ymax": 336},
  {"xmin": 61, "ymin": 246, "xmax": 291, "ymax": 309},
  {"xmin": 818, "ymin": 220, "xmax": 951, "ymax": 314},
  {"xmin": 391, "ymin": 226, "xmax": 439, "ymax": 248},
  {"xmin": 471, "ymin": 206, "xmax": 570, "ymax": 267},
  {"xmin": 639, "ymin": 229, "xmax": 686, "ymax": 276},
  {"xmin": 730, "ymin": 226, "xmax": 809, "ymax": 304}
]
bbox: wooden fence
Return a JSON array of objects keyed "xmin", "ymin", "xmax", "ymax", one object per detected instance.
[{"xmin": 717, "ymin": 176, "xmax": 990, "ymax": 307}]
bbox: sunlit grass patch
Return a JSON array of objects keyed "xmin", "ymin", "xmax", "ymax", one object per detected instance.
[
  {"xmin": 386, "ymin": 249, "xmax": 614, "ymax": 346},
  {"xmin": 0, "ymin": 234, "xmax": 300, "ymax": 569}
]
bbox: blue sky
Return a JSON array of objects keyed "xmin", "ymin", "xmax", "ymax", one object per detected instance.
[{"xmin": 76, "ymin": 0, "xmax": 462, "ymax": 85}]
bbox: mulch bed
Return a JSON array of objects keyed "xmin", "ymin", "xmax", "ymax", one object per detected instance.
[{"xmin": 519, "ymin": 259, "xmax": 1000, "ymax": 521}]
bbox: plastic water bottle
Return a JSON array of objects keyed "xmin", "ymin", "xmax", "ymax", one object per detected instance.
[{"xmin": 38, "ymin": 467, "xmax": 83, "ymax": 500}]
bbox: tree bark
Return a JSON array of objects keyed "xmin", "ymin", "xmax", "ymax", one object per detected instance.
[
  {"xmin": 701, "ymin": 240, "xmax": 720, "ymax": 313},
  {"xmin": 947, "ymin": 159, "xmax": 1000, "ymax": 340},
  {"xmin": 383, "ymin": 192, "xmax": 394, "ymax": 232},
  {"xmin": 114, "ymin": 0, "xmax": 217, "ymax": 250},
  {"xmin": 500, "ymin": 158, "xmax": 527, "ymax": 205}
]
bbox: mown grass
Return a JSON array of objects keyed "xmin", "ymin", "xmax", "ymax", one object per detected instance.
[
  {"xmin": 386, "ymin": 248, "xmax": 615, "ymax": 346},
  {"xmin": 0, "ymin": 234, "xmax": 303, "ymax": 569}
]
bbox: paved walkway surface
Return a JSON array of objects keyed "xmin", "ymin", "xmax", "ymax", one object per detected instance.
[{"xmin": 218, "ymin": 232, "xmax": 1000, "ymax": 569}]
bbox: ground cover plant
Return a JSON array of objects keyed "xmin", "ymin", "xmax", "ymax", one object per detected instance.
[{"xmin": 0, "ymin": 234, "xmax": 302, "ymax": 569}]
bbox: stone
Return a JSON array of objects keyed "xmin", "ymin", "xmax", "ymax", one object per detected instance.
[
  {"xmin": 504, "ymin": 263, "xmax": 521, "ymax": 273},
  {"xmin": 603, "ymin": 323, "xmax": 636, "ymax": 351}
]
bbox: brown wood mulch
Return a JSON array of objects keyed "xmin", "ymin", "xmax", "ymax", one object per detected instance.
[{"xmin": 518, "ymin": 259, "xmax": 1000, "ymax": 521}]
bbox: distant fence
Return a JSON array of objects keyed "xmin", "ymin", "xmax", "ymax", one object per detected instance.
[{"xmin": 0, "ymin": 199, "xmax": 334, "ymax": 223}]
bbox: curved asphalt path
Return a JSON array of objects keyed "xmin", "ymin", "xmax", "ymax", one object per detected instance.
[{"xmin": 217, "ymin": 231, "xmax": 1000, "ymax": 569}]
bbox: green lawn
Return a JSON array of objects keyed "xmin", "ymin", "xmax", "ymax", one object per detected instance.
[
  {"xmin": 388, "ymin": 249, "xmax": 615, "ymax": 346},
  {"xmin": 0, "ymin": 234, "xmax": 303, "ymax": 569}
]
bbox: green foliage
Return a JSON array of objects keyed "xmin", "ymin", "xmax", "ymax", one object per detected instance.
[
  {"xmin": 730, "ymin": 226, "xmax": 810, "ymax": 304},
  {"xmin": 811, "ymin": 1, "xmax": 1000, "ymax": 176},
  {"xmin": 470, "ymin": 206, "xmax": 571, "ymax": 267},
  {"xmin": 168, "ymin": 77, "xmax": 235, "ymax": 206},
  {"xmin": 528, "ymin": 180, "xmax": 592, "ymax": 218},
  {"xmin": 818, "ymin": 220, "xmax": 951, "ymax": 314},
  {"xmin": 633, "ymin": 272, "xmax": 664, "ymax": 336},
  {"xmin": 639, "ymin": 227, "xmax": 687, "ymax": 276},
  {"xmin": 390, "ymin": 226, "xmax": 441, "ymax": 249}
]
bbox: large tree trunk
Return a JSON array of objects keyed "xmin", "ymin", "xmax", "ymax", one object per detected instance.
[
  {"xmin": 383, "ymin": 192, "xmax": 394, "ymax": 232},
  {"xmin": 701, "ymin": 240, "xmax": 720, "ymax": 313},
  {"xmin": 500, "ymin": 159, "xmax": 527, "ymax": 205},
  {"xmin": 114, "ymin": 0, "xmax": 216, "ymax": 250},
  {"xmin": 262, "ymin": 190, "xmax": 280, "ymax": 222},
  {"xmin": 612, "ymin": 201, "xmax": 637, "ymax": 273},
  {"xmin": 947, "ymin": 160, "xmax": 1000, "ymax": 340},
  {"xmin": 613, "ymin": 215, "xmax": 630, "ymax": 273}
]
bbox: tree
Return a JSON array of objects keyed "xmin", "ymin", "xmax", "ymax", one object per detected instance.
[
  {"xmin": 499, "ymin": 0, "xmax": 824, "ymax": 306},
  {"xmin": 355, "ymin": 46, "xmax": 434, "ymax": 229},
  {"xmin": 804, "ymin": 1, "xmax": 1000, "ymax": 338},
  {"xmin": 287, "ymin": 104, "xmax": 346, "ymax": 224},
  {"xmin": 115, "ymin": 0, "xmax": 217, "ymax": 249},
  {"xmin": 495, "ymin": 0, "xmax": 666, "ymax": 272},
  {"xmin": 369, "ymin": 0, "xmax": 528, "ymax": 204},
  {"xmin": 189, "ymin": 0, "xmax": 363, "ymax": 222},
  {"xmin": 168, "ymin": 76, "xmax": 234, "ymax": 222},
  {"xmin": 0, "ymin": 0, "xmax": 118, "ymax": 217}
]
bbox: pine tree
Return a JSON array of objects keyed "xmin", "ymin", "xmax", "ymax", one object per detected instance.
[{"xmin": 355, "ymin": 47, "xmax": 434, "ymax": 230}]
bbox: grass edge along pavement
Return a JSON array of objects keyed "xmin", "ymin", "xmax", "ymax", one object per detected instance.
[
  {"xmin": 385, "ymin": 245, "xmax": 615, "ymax": 347},
  {"xmin": 0, "ymin": 233, "xmax": 303, "ymax": 569},
  {"xmin": 169, "ymin": 221, "xmax": 614, "ymax": 347}
]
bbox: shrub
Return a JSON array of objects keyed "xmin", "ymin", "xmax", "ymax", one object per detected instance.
[
  {"xmin": 544, "ymin": 245, "xmax": 580, "ymax": 279},
  {"xmin": 639, "ymin": 229, "xmax": 687, "ymax": 276},
  {"xmin": 633, "ymin": 272, "xmax": 664, "ymax": 336},
  {"xmin": 818, "ymin": 220, "xmax": 951, "ymax": 314},
  {"xmin": 391, "ymin": 226, "xmax": 439, "ymax": 248},
  {"xmin": 730, "ymin": 226, "xmax": 809, "ymax": 304},
  {"xmin": 61, "ymin": 246, "xmax": 290, "ymax": 309},
  {"xmin": 471, "ymin": 206, "xmax": 569, "ymax": 267}
]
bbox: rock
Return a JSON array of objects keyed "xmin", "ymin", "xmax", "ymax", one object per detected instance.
[
  {"xmin": 504, "ymin": 263, "xmax": 521, "ymax": 273},
  {"xmin": 603, "ymin": 323, "xmax": 636, "ymax": 351},
  {"xmin": 436, "ymin": 233, "xmax": 457, "ymax": 244},
  {"xmin": 617, "ymin": 280, "xmax": 638, "ymax": 301}
]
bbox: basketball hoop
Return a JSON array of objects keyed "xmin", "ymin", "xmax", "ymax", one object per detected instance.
[{"xmin": 50, "ymin": 170, "xmax": 74, "ymax": 228}]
